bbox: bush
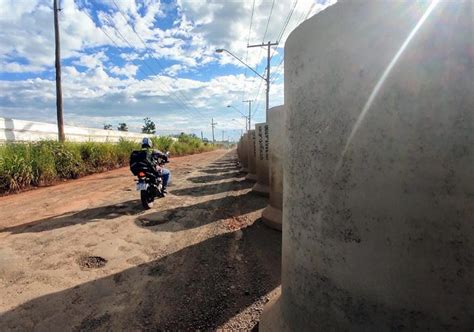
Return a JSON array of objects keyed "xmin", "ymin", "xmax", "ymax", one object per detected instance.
[
  {"xmin": 31, "ymin": 141, "xmax": 57, "ymax": 185},
  {"xmin": 151, "ymin": 136, "xmax": 174, "ymax": 152},
  {"xmin": 0, "ymin": 144, "xmax": 33, "ymax": 192}
]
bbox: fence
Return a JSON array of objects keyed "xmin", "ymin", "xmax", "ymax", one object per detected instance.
[{"xmin": 0, "ymin": 117, "xmax": 148, "ymax": 143}]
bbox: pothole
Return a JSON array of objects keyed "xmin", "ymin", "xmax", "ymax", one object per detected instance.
[
  {"xmin": 138, "ymin": 218, "xmax": 166, "ymax": 227},
  {"xmin": 77, "ymin": 255, "xmax": 108, "ymax": 269}
]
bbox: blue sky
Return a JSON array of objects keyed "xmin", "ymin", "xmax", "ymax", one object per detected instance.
[{"xmin": 0, "ymin": 0, "xmax": 334, "ymax": 140}]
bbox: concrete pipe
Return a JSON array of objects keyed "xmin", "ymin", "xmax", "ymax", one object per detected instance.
[
  {"xmin": 261, "ymin": 0, "xmax": 474, "ymax": 331},
  {"xmin": 245, "ymin": 129, "xmax": 257, "ymax": 182},
  {"xmin": 239, "ymin": 133, "xmax": 249, "ymax": 173},
  {"xmin": 252, "ymin": 122, "xmax": 270, "ymax": 196},
  {"xmin": 262, "ymin": 106, "xmax": 285, "ymax": 231},
  {"xmin": 237, "ymin": 137, "xmax": 243, "ymax": 166}
]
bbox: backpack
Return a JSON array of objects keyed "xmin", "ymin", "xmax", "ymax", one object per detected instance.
[{"xmin": 129, "ymin": 150, "xmax": 155, "ymax": 175}]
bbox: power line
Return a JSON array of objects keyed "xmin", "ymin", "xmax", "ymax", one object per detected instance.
[
  {"xmin": 268, "ymin": 3, "xmax": 315, "ymax": 85},
  {"xmin": 253, "ymin": 1, "xmax": 314, "ymax": 119},
  {"xmin": 81, "ymin": 9, "xmax": 207, "ymax": 125},
  {"xmin": 247, "ymin": 0, "xmax": 256, "ymax": 46},
  {"xmin": 261, "ymin": 0, "xmax": 275, "ymax": 45},
  {"xmin": 248, "ymin": 0, "xmax": 275, "ymax": 108},
  {"xmin": 241, "ymin": 0, "xmax": 256, "ymax": 108},
  {"xmin": 103, "ymin": 14, "xmax": 206, "ymax": 122},
  {"xmin": 110, "ymin": 0, "xmax": 208, "ymax": 120},
  {"xmin": 250, "ymin": 0, "xmax": 297, "ymax": 120},
  {"xmin": 275, "ymin": 0, "xmax": 299, "ymax": 48}
]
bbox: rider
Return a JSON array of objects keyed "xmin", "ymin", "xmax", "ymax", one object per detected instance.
[{"xmin": 141, "ymin": 137, "xmax": 170, "ymax": 194}]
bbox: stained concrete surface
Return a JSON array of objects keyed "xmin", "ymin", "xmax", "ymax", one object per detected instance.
[
  {"xmin": 262, "ymin": 0, "xmax": 474, "ymax": 330},
  {"xmin": 262, "ymin": 106, "xmax": 285, "ymax": 231},
  {"xmin": 246, "ymin": 130, "xmax": 257, "ymax": 182},
  {"xmin": 253, "ymin": 123, "xmax": 270, "ymax": 196}
]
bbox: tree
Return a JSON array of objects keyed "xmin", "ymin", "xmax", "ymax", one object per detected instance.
[
  {"xmin": 142, "ymin": 117, "xmax": 156, "ymax": 134},
  {"xmin": 117, "ymin": 123, "xmax": 128, "ymax": 131},
  {"xmin": 103, "ymin": 124, "xmax": 113, "ymax": 130}
]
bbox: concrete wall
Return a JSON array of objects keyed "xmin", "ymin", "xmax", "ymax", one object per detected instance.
[
  {"xmin": 239, "ymin": 133, "xmax": 249, "ymax": 172},
  {"xmin": 263, "ymin": 0, "xmax": 474, "ymax": 330},
  {"xmin": 0, "ymin": 117, "xmax": 148, "ymax": 143},
  {"xmin": 246, "ymin": 129, "xmax": 257, "ymax": 181},
  {"xmin": 253, "ymin": 122, "xmax": 270, "ymax": 195},
  {"xmin": 262, "ymin": 106, "xmax": 285, "ymax": 230}
]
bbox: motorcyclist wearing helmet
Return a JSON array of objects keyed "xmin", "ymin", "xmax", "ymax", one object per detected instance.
[{"xmin": 141, "ymin": 137, "xmax": 171, "ymax": 193}]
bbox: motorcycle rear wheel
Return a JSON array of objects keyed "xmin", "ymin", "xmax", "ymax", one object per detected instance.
[{"xmin": 140, "ymin": 189, "xmax": 155, "ymax": 209}]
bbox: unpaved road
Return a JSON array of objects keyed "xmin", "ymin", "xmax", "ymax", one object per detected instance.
[{"xmin": 0, "ymin": 149, "xmax": 281, "ymax": 331}]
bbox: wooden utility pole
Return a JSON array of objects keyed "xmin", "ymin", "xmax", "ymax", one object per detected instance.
[
  {"xmin": 54, "ymin": 0, "xmax": 65, "ymax": 142},
  {"xmin": 211, "ymin": 118, "xmax": 217, "ymax": 143},
  {"xmin": 243, "ymin": 100, "xmax": 253, "ymax": 130}
]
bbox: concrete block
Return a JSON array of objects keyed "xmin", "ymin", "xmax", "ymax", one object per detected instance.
[
  {"xmin": 261, "ymin": 1, "xmax": 474, "ymax": 330},
  {"xmin": 252, "ymin": 122, "xmax": 270, "ymax": 195},
  {"xmin": 239, "ymin": 133, "xmax": 249, "ymax": 172},
  {"xmin": 262, "ymin": 105, "xmax": 285, "ymax": 230},
  {"xmin": 245, "ymin": 129, "xmax": 257, "ymax": 182}
]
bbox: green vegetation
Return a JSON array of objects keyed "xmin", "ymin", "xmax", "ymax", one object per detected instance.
[
  {"xmin": 151, "ymin": 133, "xmax": 214, "ymax": 156},
  {"xmin": 0, "ymin": 135, "xmax": 215, "ymax": 194},
  {"xmin": 141, "ymin": 117, "xmax": 156, "ymax": 134}
]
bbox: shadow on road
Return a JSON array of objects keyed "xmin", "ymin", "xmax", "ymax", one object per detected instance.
[
  {"xmin": 171, "ymin": 180, "xmax": 253, "ymax": 197},
  {"xmin": 0, "ymin": 200, "xmax": 143, "ymax": 234},
  {"xmin": 204, "ymin": 164, "xmax": 237, "ymax": 170},
  {"xmin": 136, "ymin": 191, "xmax": 267, "ymax": 231},
  {"xmin": 0, "ymin": 222, "xmax": 281, "ymax": 330},
  {"xmin": 188, "ymin": 172, "xmax": 244, "ymax": 183},
  {"xmin": 199, "ymin": 167, "xmax": 238, "ymax": 174}
]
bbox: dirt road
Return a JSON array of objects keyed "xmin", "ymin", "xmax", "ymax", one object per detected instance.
[{"xmin": 0, "ymin": 149, "xmax": 281, "ymax": 331}]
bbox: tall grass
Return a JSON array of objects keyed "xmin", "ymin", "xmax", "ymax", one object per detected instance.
[
  {"xmin": 0, "ymin": 139, "xmax": 139, "ymax": 194},
  {"xmin": 0, "ymin": 136, "xmax": 216, "ymax": 194},
  {"xmin": 151, "ymin": 133, "xmax": 214, "ymax": 156}
]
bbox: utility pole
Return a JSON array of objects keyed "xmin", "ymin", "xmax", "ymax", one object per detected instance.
[
  {"xmin": 201, "ymin": 131, "xmax": 203, "ymax": 141},
  {"xmin": 54, "ymin": 0, "xmax": 65, "ymax": 142},
  {"xmin": 222, "ymin": 130, "xmax": 225, "ymax": 142},
  {"xmin": 247, "ymin": 41, "xmax": 278, "ymax": 121},
  {"xmin": 211, "ymin": 118, "xmax": 217, "ymax": 143},
  {"xmin": 243, "ymin": 100, "xmax": 253, "ymax": 130}
]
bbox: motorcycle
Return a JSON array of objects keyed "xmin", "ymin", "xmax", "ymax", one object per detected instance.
[{"xmin": 130, "ymin": 151, "xmax": 169, "ymax": 209}]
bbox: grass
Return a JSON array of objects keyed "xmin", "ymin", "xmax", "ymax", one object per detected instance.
[
  {"xmin": 151, "ymin": 133, "xmax": 215, "ymax": 156},
  {"xmin": 0, "ymin": 135, "xmax": 216, "ymax": 194}
]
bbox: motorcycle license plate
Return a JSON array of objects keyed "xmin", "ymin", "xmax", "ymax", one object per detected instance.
[{"xmin": 136, "ymin": 182, "xmax": 148, "ymax": 191}]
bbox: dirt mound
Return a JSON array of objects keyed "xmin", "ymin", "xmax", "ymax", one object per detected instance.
[{"xmin": 77, "ymin": 255, "xmax": 108, "ymax": 269}]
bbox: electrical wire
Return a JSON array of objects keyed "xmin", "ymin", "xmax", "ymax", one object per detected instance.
[
  {"xmin": 241, "ymin": 0, "xmax": 257, "ymax": 109},
  {"xmin": 111, "ymin": 0, "xmax": 208, "ymax": 120},
  {"xmin": 81, "ymin": 8, "xmax": 207, "ymax": 124}
]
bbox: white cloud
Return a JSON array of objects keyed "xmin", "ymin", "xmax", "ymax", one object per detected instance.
[
  {"xmin": 0, "ymin": 0, "xmax": 335, "ymax": 140},
  {"xmin": 110, "ymin": 63, "xmax": 139, "ymax": 78},
  {"xmin": 163, "ymin": 64, "xmax": 185, "ymax": 77},
  {"xmin": 73, "ymin": 51, "xmax": 108, "ymax": 69},
  {"xmin": 1, "ymin": 62, "xmax": 46, "ymax": 73}
]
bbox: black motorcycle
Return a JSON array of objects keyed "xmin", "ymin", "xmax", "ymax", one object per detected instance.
[{"xmin": 130, "ymin": 150, "xmax": 169, "ymax": 209}]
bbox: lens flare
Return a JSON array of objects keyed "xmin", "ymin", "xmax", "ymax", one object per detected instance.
[{"xmin": 335, "ymin": 0, "xmax": 441, "ymax": 173}]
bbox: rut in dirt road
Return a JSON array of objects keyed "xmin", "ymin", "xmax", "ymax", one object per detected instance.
[{"xmin": 0, "ymin": 150, "xmax": 282, "ymax": 331}]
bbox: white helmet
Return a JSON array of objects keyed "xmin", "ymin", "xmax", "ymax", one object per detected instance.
[{"xmin": 142, "ymin": 137, "xmax": 152, "ymax": 148}]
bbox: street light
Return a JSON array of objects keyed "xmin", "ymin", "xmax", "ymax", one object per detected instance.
[
  {"xmin": 228, "ymin": 105, "xmax": 249, "ymax": 130},
  {"xmin": 216, "ymin": 48, "xmax": 271, "ymax": 121}
]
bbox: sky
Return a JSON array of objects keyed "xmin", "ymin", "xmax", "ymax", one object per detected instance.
[{"xmin": 0, "ymin": 0, "xmax": 335, "ymax": 140}]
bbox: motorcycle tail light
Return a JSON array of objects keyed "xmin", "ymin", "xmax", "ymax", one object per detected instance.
[{"xmin": 138, "ymin": 172, "xmax": 145, "ymax": 177}]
